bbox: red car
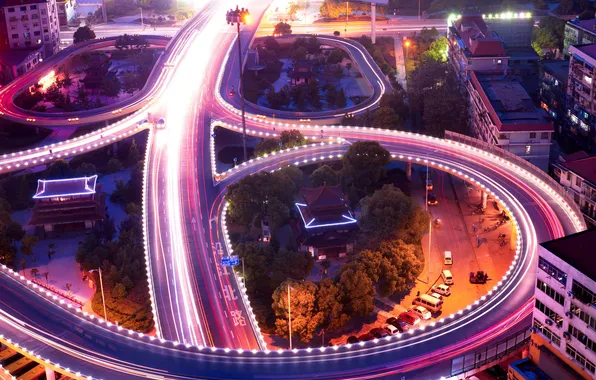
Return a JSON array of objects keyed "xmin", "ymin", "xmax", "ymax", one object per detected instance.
[{"xmin": 398, "ymin": 311, "xmax": 421, "ymax": 326}]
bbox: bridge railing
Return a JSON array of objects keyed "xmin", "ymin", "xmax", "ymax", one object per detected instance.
[
  {"xmin": 444, "ymin": 130, "xmax": 586, "ymax": 231},
  {"xmin": 449, "ymin": 327, "xmax": 531, "ymax": 377}
]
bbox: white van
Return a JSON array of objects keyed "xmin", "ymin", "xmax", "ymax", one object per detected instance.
[
  {"xmin": 442, "ymin": 269, "xmax": 454, "ymax": 285},
  {"xmin": 413, "ymin": 294, "xmax": 443, "ymax": 313},
  {"xmin": 444, "ymin": 251, "xmax": 452, "ymax": 265}
]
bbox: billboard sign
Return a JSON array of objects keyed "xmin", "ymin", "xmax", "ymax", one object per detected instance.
[{"xmin": 221, "ymin": 255, "xmax": 239, "ymax": 267}]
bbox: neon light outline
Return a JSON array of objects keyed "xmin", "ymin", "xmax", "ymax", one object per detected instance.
[
  {"xmin": 295, "ymin": 203, "xmax": 358, "ymax": 229},
  {"xmin": 33, "ymin": 175, "xmax": 98, "ymax": 199}
]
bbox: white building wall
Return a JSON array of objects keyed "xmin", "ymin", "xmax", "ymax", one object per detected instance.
[
  {"xmin": 2, "ymin": 0, "xmax": 61, "ymax": 58},
  {"xmin": 534, "ymin": 246, "xmax": 596, "ymax": 377}
]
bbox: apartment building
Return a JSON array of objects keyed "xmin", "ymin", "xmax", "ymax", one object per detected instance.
[
  {"xmin": 552, "ymin": 151, "xmax": 596, "ymax": 227},
  {"xmin": 539, "ymin": 60, "xmax": 570, "ymax": 139},
  {"xmin": 0, "ymin": 0, "xmax": 61, "ymax": 58},
  {"xmin": 564, "ymin": 18, "xmax": 596, "ymax": 58},
  {"xmin": 466, "ymin": 71, "xmax": 553, "ymax": 171},
  {"xmin": 526, "ymin": 229, "xmax": 596, "ymax": 380},
  {"xmin": 449, "ymin": 14, "xmax": 552, "ymax": 171},
  {"xmin": 0, "ymin": 47, "xmax": 43, "ymax": 84},
  {"xmin": 567, "ymin": 44, "xmax": 596, "ymax": 152}
]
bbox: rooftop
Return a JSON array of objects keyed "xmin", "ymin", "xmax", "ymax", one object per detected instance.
[
  {"xmin": 540, "ymin": 229, "xmax": 596, "ymax": 283},
  {"xmin": 452, "ymin": 15, "xmax": 506, "ymax": 57},
  {"xmin": 471, "ymin": 71, "xmax": 554, "ymax": 133},
  {"xmin": 540, "ymin": 60, "xmax": 570, "ymax": 84},
  {"xmin": 560, "ymin": 155, "xmax": 596, "ymax": 185},
  {"xmin": 571, "ymin": 43, "xmax": 596, "ymax": 60},
  {"xmin": 568, "ymin": 18, "xmax": 596, "ymax": 35},
  {"xmin": 508, "ymin": 358, "xmax": 550, "ymax": 380},
  {"xmin": 33, "ymin": 175, "xmax": 98, "ymax": 199},
  {"xmin": 0, "ymin": 47, "xmax": 42, "ymax": 67}
]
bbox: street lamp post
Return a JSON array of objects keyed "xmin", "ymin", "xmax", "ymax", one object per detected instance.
[
  {"xmin": 344, "ymin": 1, "xmax": 348, "ymax": 37},
  {"xmin": 226, "ymin": 6, "xmax": 251, "ymax": 163},
  {"xmin": 425, "ymin": 166, "xmax": 430, "ymax": 283},
  {"xmin": 89, "ymin": 268, "xmax": 107, "ymax": 321}
]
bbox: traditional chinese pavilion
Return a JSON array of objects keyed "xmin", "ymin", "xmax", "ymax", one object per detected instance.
[
  {"xmin": 295, "ymin": 183, "xmax": 358, "ymax": 260},
  {"xmin": 29, "ymin": 175, "xmax": 106, "ymax": 234}
]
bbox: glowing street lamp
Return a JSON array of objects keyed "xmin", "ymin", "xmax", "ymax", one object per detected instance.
[
  {"xmin": 226, "ymin": 6, "xmax": 251, "ymax": 162},
  {"xmin": 89, "ymin": 268, "xmax": 107, "ymax": 321}
]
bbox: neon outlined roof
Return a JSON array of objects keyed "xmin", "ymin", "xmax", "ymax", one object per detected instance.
[{"xmin": 33, "ymin": 175, "xmax": 98, "ymax": 199}]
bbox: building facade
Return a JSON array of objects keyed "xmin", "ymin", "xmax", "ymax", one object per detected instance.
[
  {"xmin": 564, "ymin": 18, "xmax": 596, "ymax": 58},
  {"xmin": 0, "ymin": 0, "xmax": 61, "ymax": 58},
  {"xmin": 552, "ymin": 152, "xmax": 596, "ymax": 227},
  {"xmin": 528, "ymin": 229, "xmax": 596, "ymax": 379},
  {"xmin": 0, "ymin": 46, "xmax": 43, "ymax": 84},
  {"xmin": 467, "ymin": 71, "xmax": 553, "ymax": 171},
  {"xmin": 29, "ymin": 175, "xmax": 106, "ymax": 234},
  {"xmin": 539, "ymin": 60, "xmax": 570, "ymax": 141},
  {"xmin": 55, "ymin": 0, "xmax": 75, "ymax": 26},
  {"xmin": 449, "ymin": 14, "xmax": 551, "ymax": 171},
  {"xmin": 567, "ymin": 44, "xmax": 596, "ymax": 152}
]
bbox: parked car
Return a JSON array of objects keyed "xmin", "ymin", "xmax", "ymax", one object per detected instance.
[
  {"xmin": 386, "ymin": 317, "xmax": 411, "ymax": 332},
  {"xmin": 383, "ymin": 324, "xmax": 399, "ymax": 335},
  {"xmin": 432, "ymin": 284, "xmax": 451, "ymax": 296},
  {"xmin": 347, "ymin": 335, "xmax": 360, "ymax": 344},
  {"xmin": 410, "ymin": 306, "xmax": 432, "ymax": 320},
  {"xmin": 429, "ymin": 292, "xmax": 443, "ymax": 301},
  {"xmin": 370, "ymin": 328, "xmax": 389, "ymax": 339},
  {"xmin": 398, "ymin": 311, "xmax": 421, "ymax": 326},
  {"xmin": 427, "ymin": 193, "xmax": 438, "ymax": 205},
  {"xmin": 358, "ymin": 333, "xmax": 375, "ymax": 342}
]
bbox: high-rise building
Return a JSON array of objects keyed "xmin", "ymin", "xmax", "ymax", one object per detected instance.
[
  {"xmin": 523, "ymin": 229, "xmax": 596, "ymax": 380},
  {"xmin": 567, "ymin": 44, "xmax": 596, "ymax": 152},
  {"xmin": 0, "ymin": 0, "xmax": 61, "ymax": 58}
]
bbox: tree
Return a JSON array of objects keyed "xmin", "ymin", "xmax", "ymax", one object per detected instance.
[
  {"xmin": 559, "ymin": 0, "xmax": 575, "ymax": 14},
  {"xmin": 293, "ymin": 46, "xmax": 308, "ymax": 60},
  {"xmin": 271, "ymin": 249, "xmax": 314, "ymax": 286},
  {"xmin": 311, "ymin": 165, "xmax": 339, "ymax": 187},
  {"xmin": 306, "ymin": 79, "xmax": 321, "ymax": 108},
  {"xmin": 421, "ymin": 36, "xmax": 449, "ymax": 63},
  {"xmin": 61, "ymin": 70, "xmax": 73, "ymax": 89},
  {"xmin": 376, "ymin": 239, "xmax": 423, "ymax": 295},
  {"xmin": 327, "ymin": 48, "xmax": 344, "ymax": 65},
  {"xmin": 341, "ymin": 141, "xmax": 391, "ymax": 193},
  {"xmin": 102, "ymin": 76, "xmax": 121, "ymax": 98},
  {"xmin": 324, "ymin": 83, "xmax": 337, "ymax": 106},
  {"xmin": 73, "ymin": 26, "xmax": 96, "ymax": 44},
  {"xmin": 359, "ymin": 184, "xmax": 430, "ymax": 245},
  {"xmin": 335, "ymin": 88, "xmax": 347, "ymax": 108},
  {"xmin": 112, "ymin": 282, "xmax": 128, "ymax": 299},
  {"xmin": 21, "ymin": 235, "xmax": 39, "ymax": 258},
  {"xmin": 333, "ymin": 31, "xmax": 340, "ymax": 36},
  {"xmin": 44, "ymin": 84, "xmax": 63, "ymax": 104},
  {"xmin": 152, "ymin": 0, "xmax": 173, "ymax": 11},
  {"xmin": 338, "ymin": 262, "xmax": 375, "ymax": 317},
  {"xmin": 266, "ymin": 85, "xmax": 291, "ymax": 110},
  {"xmin": 255, "ymin": 138, "xmax": 281, "ymax": 156},
  {"xmin": 273, "ymin": 22, "xmax": 292, "ymax": 36},
  {"xmin": 76, "ymin": 162, "xmax": 97, "ymax": 176},
  {"xmin": 272, "ymin": 280, "xmax": 323, "ymax": 343},
  {"xmin": 121, "ymin": 71, "xmax": 140, "ymax": 94},
  {"xmin": 5, "ymin": 222, "xmax": 25, "ymax": 245},
  {"xmin": 372, "ymin": 107, "xmax": 401, "ymax": 129},
  {"xmin": 419, "ymin": 27, "xmax": 439, "ymax": 42},
  {"xmin": 107, "ymin": 158, "xmax": 123, "ymax": 173},
  {"xmin": 76, "ymin": 85, "xmax": 90, "ymax": 107},
  {"xmin": 127, "ymin": 139, "xmax": 140, "ymax": 167},
  {"xmin": 291, "ymin": 84, "xmax": 308, "ymax": 111},
  {"xmin": 20, "ymin": 258, "xmax": 26, "ymax": 275},
  {"xmin": 30, "ymin": 268, "xmax": 39, "ymax": 279},
  {"xmin": 263, "ymin": 36, "xmax": 281, "ymax": 51},
  {"xmin": 125, "ymin": 202, "xmax": 142, "ymax": 215},
  {"xmin": 287, "ymin": 1, "xmax": 301, "ymax": 20},
  {"xmin": 66, "ymin": 283, "xmax": 72, "ymax": 296},
  {"xmin": 43, "ymin": 159, "xmax": 72, "ymax": 179},
  {"xmin": 101, "ymin": 218, "xmax": 116, "ymax": 243},
  {"xmin": 280, "ymin": 129, "xmax": 305, "ymax": 148},
  {"xmin": 265, "ymin": 197, "xmax": 290, "ymax": 230}
]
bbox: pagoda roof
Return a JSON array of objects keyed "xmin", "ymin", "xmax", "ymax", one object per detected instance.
[
  {"xmin": 33, "ymin": 175, "xmax": 98, "ymax": 199},
  {"xmin": 300, "ymin": 184, "xmax": 345, "ymax": 208}
]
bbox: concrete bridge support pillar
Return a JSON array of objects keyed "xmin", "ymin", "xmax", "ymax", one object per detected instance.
[
  {"xmin": 481, "ymin": 190, "xmax": 488, "ymax": 209},
  {"xmin": 406, "ymin": 161, "xmax": 412, "ymax": 181},
  {"xmin": 371, "ymin": 2, "xmax": 377, "ymax": 44},
  {"xmin": 45, "ymin": 367, "xmax": 55, "ymax": 380}
]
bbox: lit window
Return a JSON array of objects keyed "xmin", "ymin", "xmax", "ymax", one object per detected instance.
[
  {"xmin": 571, "ymin": 114, "xmax": 579, "ymax": 124},
  {"xmin": 584, "ymin": 75, "xmax": 593, "ymax": 84},
  {"xmin": 581, "ymin": 121, "xmax": 589, "ymax": 131},
  {"xmin": 525, "ymin": 145, "xmax": 531, "ymax": 154},
  {"xmin": 497, "ymin": 59, "xmax": 502, "ymax": 64}
]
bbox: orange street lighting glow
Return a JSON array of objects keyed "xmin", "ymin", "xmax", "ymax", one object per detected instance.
[{"xmin": 38, "ymin": 70, "xmax": 56, "ymax": 91}]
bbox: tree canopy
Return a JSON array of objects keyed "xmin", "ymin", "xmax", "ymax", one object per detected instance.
[
  {"xmin": 274, "ymin": 22, "xmax": 292, "ymax": 36},
  {"xmin": 341, "ymin": 141, "xmax": 391, "ymax": 194},
  {"xmin": 73, "ymin": 26, "xmax": 96, "ymax": 44}
]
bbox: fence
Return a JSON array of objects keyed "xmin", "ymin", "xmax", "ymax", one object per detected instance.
[
  {"xmin": 444, "ymin": 131, "xmax": 586, "ymax": 231},
  {"xmin": 450, "ymin": 328, "xmax": 531, "ymax": 376}
]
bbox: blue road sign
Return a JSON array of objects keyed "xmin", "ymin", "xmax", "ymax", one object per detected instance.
[{"xmin": 221, "ymin": 255, "xmax": 239, "ymax": 267}]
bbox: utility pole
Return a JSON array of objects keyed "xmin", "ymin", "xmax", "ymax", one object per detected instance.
[
  {"xmin": 425, "ymin": 166, "xmax": 430, "ymax": 284},
  {"xmin": 226, "ymin": 6, "xmax": 251, "ymax": 162},
  {"xmin": 90, "ymin": 268, "xmax": 107, "ymax": 321},
  {"xmin": 288, "ymin": 283, "xmax": 292, "ymax": 350},
  {"xmin": 345, "ymin": 1, "xmax": 348, "ymax": 37}
]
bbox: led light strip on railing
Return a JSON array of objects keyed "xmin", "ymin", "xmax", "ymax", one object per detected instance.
[{"xmin": 0, "ymin": 334, "xmax": 93, "ymax": 380}]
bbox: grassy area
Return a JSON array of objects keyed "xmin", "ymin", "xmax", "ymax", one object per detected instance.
[{"xmin": 91, "ymin": 283, "xmax": 153, "ymax": 332}]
